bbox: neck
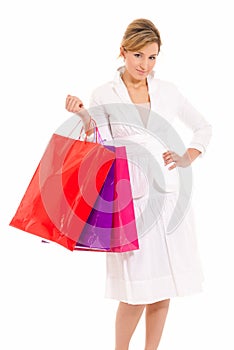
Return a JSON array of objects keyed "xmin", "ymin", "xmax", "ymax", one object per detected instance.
[{"xmin": 121, "ymin": 70, "xmax": 147, "ymax": 89}]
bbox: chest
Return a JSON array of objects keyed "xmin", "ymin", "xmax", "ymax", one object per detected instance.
[
  {"xmin": 126, "ymin": 85, "xmax": 150, "ymax": 104},
  {"xmin": 102, "ymin": 82, "xmax": 178, "ymax": 125}
]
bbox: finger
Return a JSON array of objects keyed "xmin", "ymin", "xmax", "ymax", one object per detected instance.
[
  {"xmin": 168, "ymin": 163, "xmax": 176, "ymax": 170},
  {"xmin": 70, "ymin": 99, "xmax": 81, "ymax": 112},
  {"xmin": 164, "ymin": 152, "xmax": 178, "ymax": 163},
  {"xmin": 72, "ymin": 101, "xmax": 84, "ymax": 113},
  {"xmin": 67, "ymin": 100, "xmax": 78, "ymax": 112},
  {"xmin": 76, "ymin": 97, "xmax": 84, "ymax": 108},
  {"xmin": 164, "ymin": 159, "xmax": 175, "ymax": 166},
  {"xmin": 164, "ymin": 153, "xmax": 175, "ymax": 162},
  {"xmin": 66, "ymin": 94, "xmax": 73, "ymax": 102},
  {"xmin": 163, "ymin": 150, "xmax": 176, "ymax": 155},
  {"xmin": 162, "ymin": 151, "xmax": 171, "ymax": 156},
  {"xmin": 163, "ymin": 154, "xmax": 173, "ymax": 161},
  {"xmin": 66, "ymin": 95, "xmax": 82, "ymax": 107},
  {"xmin": 66, "ymin": 95, "xmax": 73, "ymax": 109},
  {"xmin": 71, "ymin": 97, "xmax": 84, "ymax": 109},
  {"xmin": 66, "ymin": 98, "xmax": 74, "ymax": 111},
  {"xmin": 65, "ymin": 95, "xmax": 70, "ymax": 107},
  {"xmin": 162, "ymin": 151, "xmax": 175, "ymax": 158}
]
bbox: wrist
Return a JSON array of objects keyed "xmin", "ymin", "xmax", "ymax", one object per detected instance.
[
  {"xmin": 76, "ymin": 109, "xmax": 94, "ymax": 135},
  {"xmin": 186, "ymin": 148, "xmax": 201, "ymax": 163},
  {"xmin": 180, "ymin": 152, "xmax": 191, "ymax": 167},
  {"xmin": 77, "ymin": 109, "xmax": 91, "ymax": 124}
]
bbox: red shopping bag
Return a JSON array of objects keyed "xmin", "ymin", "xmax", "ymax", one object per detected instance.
[{"xmin": 9, "ymin": 132, "xmax": 115, "ymax": 251}]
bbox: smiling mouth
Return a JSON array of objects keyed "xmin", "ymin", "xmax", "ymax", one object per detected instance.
[{"xmin": 136, "ymin": 69, "xmax": 147, "ymax": 74}]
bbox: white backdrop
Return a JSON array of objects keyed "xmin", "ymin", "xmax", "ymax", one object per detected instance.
[{"xmin": 0, "ymin": 0, "xmax": 233, "ymax": 349}]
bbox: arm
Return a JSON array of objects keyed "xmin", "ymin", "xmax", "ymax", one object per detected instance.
[
  {"xmin": 178, "ymin": 96, "xmax": 212, "ymax": 155},
  {"xmin": 163, "ymin": 148, "xmax": 201, "ymax": 170},
  {"xmin": 65, "ymin": 90, "xmax": 113, "ymax": 142},
  {"xmin": 162, "ymin": 85, "xmax": 212, "ymax": 170},
  {"xmin": 65, "ymin": 94, "xmax": 95, "ymax": 136}
]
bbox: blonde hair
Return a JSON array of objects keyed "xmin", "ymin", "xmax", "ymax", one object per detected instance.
[{"xmin": 121, "ymin": 18, "xmax": 162, "ymax": 54}]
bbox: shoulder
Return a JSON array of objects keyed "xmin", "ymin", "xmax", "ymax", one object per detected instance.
[
  {"xmin": 150, "ymin": 77, "xmax": 186, "ymax": 106},
  {"xmin": 153, "ymin": 77, "xmax": 180, "ymax": 94}
]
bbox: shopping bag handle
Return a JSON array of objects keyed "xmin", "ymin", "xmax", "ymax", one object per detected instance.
[{"xmin": 79, "ymin": 118, "xmax": 105, "ymax": 145}]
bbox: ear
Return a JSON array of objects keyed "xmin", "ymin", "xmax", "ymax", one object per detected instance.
[{"xmin": 120, "ymin": 46, "xmax": 126, "ymax": 59}]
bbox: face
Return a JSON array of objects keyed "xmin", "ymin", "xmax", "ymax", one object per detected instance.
[{"xmin": 121, "ymin": 42, "xmax": 159, "ymax": 81}]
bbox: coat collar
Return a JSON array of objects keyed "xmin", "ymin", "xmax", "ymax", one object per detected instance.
[
  {"xmin": 112, "ymin": 66, "xmax": 157, "ymax": 104},
  {"xmin": 111, "ymin": 66, "xmax": 159, "ymax": 129}
]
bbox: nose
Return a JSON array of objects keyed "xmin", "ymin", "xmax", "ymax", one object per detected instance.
[{"xmin": 139, "ymin": 57, "xmax": 148, "ymax": 70}]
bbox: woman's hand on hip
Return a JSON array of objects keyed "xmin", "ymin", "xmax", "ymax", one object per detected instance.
[{"xmin": 162, "ymin": 150, "xmax": 192, "ymax": 170}]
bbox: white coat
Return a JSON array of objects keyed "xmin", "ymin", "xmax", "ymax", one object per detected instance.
[{"xmin": 85, "ymin": 66, "xmax": 212, "ymax": 304}]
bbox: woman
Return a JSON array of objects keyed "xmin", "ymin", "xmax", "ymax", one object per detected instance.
[{"xmin": 66, "ymin": 18, "xmax": 212, "ymax": 350}]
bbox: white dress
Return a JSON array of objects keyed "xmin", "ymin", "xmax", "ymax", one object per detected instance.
[{"xmin": 85, "ymin": 67, "xmax": 212, "ymax": 305}]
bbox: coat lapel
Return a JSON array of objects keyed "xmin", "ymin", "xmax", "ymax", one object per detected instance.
[
  {"xmin": 111, "ymin": 67, "xmax": 142, "ymax": 127},
  {"xmin": 146, "ymin": 74, "xmax": 158, "ymax": 129},
  {"xmin": 112, "ymin": 66, "xmax": 159, "ymax": 129},
  {"xmin": 112, "ymin": 66, "xmax": 133, "ymax": 104}
]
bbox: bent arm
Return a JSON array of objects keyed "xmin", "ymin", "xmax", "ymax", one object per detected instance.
[
  {"xmin": 86, "ymin": 90, "xmax": 113, "ymax": 143},
  {"xmin": 178, "ymin": 94, "xmax": 212, "ymax": 156}
]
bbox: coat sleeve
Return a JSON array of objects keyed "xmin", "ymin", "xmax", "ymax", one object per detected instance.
[
  {"xmin": 82, "ymin": 88, "xmax": 113, "ymax": 143},
  {"xmin": 173, "ymin": 85, "xmax": 212, "ymax": 155}
]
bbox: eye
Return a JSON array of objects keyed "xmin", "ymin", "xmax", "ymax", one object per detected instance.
[
  {"xmin": 134, "ymin": 53, "xmax": 141, "ymax": 58},
  {"xmin": 149, "ymin": 56, "xmax": 156, "ymax": 60}
]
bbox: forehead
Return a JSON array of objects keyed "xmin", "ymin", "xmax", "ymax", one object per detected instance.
[{"xmin": 136, "ymin": 42, "xmax": 159, "ymax": 54}]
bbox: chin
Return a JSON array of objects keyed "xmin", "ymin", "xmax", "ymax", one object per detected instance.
[
  {"xmin": 133, "ymin": 73, "xmax": 146, "ymax": 80},
  {"xmin": 137, "ymin": 75, "xmax": 147, "ymax": 81}
]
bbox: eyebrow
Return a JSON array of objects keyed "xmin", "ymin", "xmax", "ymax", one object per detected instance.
[{"xmin": 137, "ymin": 51, "xmax": 158, "ymax": 56}]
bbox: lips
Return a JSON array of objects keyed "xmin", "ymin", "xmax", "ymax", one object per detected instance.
[{"xmin": 136, "ymin": 69, "xmax": 147, "ymax": 75}]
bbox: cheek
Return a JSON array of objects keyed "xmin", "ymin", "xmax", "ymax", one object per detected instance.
[
  {"xmin": 125, "ymin": 56, "xmax": 136, "ymax": 68},
  {"xmin": 148, "ymin": 60, "xmax": 157, "ymax": 71},
  {"xmin": 150, "ymin": 59, "xmax": 156, "ymax": 67}
]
